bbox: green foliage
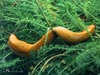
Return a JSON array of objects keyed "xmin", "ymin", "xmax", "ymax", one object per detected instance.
[
  {"xmin": 0, "ymin": 58, "xmax": 20, "ymax": 68},
  {"xmin": 0, "ymin": 0, "xmax": 100, "ymax": 75}
]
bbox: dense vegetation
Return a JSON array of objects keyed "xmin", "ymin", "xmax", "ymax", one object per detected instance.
[{"xmin": 0, "ymin": 0, "xmax": 100, "ymax": 75}]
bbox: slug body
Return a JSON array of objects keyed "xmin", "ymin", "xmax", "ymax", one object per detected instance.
[
  {"xmin": 53, "ymin": 25, "xmax": 95, "ymax": 43},
  {"xmin": 31, "ymin": 30, "xmax": 55, "ymax": 50},
  {"xmin": 8, "ymin": 24, "xmax": 95, "ymax": 56},
  {"xmin": 8, "ymin": 34, "xmax": 33, "ymax": 56},
  {"xmin": 8, "ymin": 30, "xmax": 55, "ymax": 56}
]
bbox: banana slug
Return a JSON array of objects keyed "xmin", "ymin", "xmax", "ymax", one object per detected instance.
[
  {"xmin": 8, "ymin": 30, "xmax": 55, "ymax": 56},
  {"xmin": 8, "ymin": 24, "xmax": 95, "ymax": 56},
  {"xmin": 53, "ymin": 24, "xmax": 95, "ymax": 43}
]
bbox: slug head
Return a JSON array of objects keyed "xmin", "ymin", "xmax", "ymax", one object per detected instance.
[{"xmin": 8, "ymin": 34, "xmax": 33, "ymax": 57}]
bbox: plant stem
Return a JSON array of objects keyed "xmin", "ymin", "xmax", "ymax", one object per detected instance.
[{"xmin": 34, "ymin": 0, "xmax": 53, "ymax": 30}]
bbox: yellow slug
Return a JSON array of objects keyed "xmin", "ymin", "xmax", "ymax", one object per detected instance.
[{"xmin": 8, "ymin": 24, "xmax": 95, "ymax": 56}]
